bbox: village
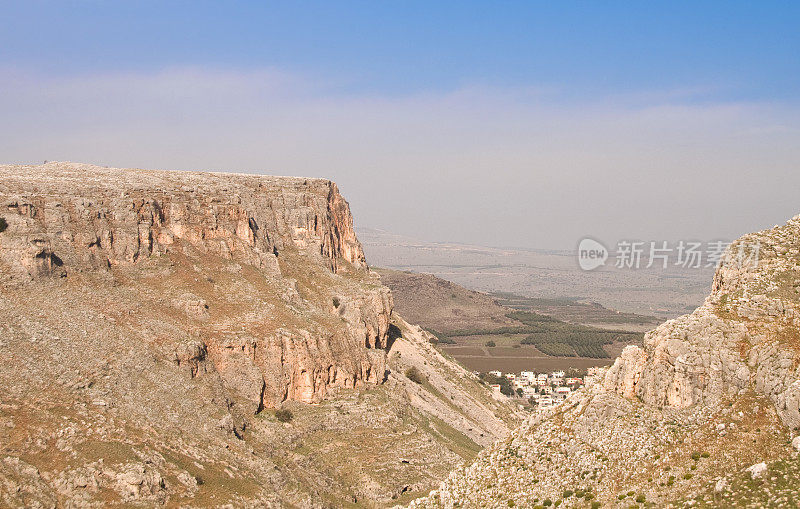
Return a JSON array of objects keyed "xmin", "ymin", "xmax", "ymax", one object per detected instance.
[{"xmin": 479, "ymin": 366, "xmax": 604, "ymax": 410}]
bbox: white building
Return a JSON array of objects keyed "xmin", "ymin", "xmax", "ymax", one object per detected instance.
[
  {"xmin": 554, "ymin": 387, "xmax": 571, "ymax": 400},
  {"xmin": 489, "ymin": 370, "xmax": 502, "ymax": 378}
]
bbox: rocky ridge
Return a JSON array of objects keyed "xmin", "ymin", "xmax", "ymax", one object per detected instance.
[
  {"xmin": 0, "ymin": 163, "xmax": 520, "ymax": 507},
  {"xmin": 408, "ymin": 215, "xmax": 800, "ymax": 508},
  {"xmin": 0, "ymin": 162, "xmax": 389, "ymax": 410}
]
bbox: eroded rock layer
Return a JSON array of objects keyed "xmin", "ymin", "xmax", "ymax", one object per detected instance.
[{"xmin": 0, "ymin": 162, "xmax": 390, "ymax": 411}]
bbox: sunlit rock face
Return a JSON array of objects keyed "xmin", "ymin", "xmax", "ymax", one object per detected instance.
[{"xmin": 0, "ymin": 162, "xmax": 391, "ymax": 409}]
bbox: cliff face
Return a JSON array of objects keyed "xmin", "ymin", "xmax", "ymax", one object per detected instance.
[
  {"xmin": 0, "ymin": 162, "xmax": 365, "ymax": 277},
  {"xmin": 0, "ymin": 163, "xmax": 522, "ymax": 508},
  {"xmin": 0, "ymin": 162, "xmax": 388, "ymax": 411},
  {"xmin": 409, "ymin": 215, "xmax": 800, "ymax": 508},
  {"xmin": 604, "ymin": 214, "xmax": 800, "ymax": 428}
]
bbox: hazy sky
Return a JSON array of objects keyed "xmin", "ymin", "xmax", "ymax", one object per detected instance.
[{"xmin": 2, "ymin": 2, "xmax": 799, "ymax": 249}]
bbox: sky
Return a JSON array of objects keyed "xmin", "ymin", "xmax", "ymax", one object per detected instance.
[{"xmin": 1, "ymin": 1, "xmax": 799, "ymax": 249}]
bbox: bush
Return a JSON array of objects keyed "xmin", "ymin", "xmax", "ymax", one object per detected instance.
[
  {"xmin": 332, "ymin": 297, "xmax": 340, "ymax": 308},
  {"xmin": 405, "ymin": 366, "xmax": 425, "ymax": 384},
  {"xmin": 542, "ymin": 500, "xmax": 552, "ymax": 507},
  {"xmin": 701, "ymin": 451, "xmax": 710, "ymax": 458},
  {"xmin": 485, "ymin": 340, "xmax": 496, "ymax": 347},
  {"xmin": 275, "ymin": 409, "xmax": 293, "ymax": 422},
  {"xmin": 0, "ymin": 217, "xmax": 6, "ymax": 233},
  {"xmin": 591, "ymin": 502, "xmax": 601, "ymax": 509},
  {"xmin": 635, "ymin": 495, "xmax": 646, "ymax": 503},
  {"xmin": 562, "ymin": 490, "xmax": 573, "ymax": 498},
  {"xmin": 691, "ymin": 451, "xmax": 701, "ymax": 461}
]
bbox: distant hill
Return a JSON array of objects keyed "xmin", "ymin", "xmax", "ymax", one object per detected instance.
[
  {"xmin": 359, "ymin": 227, "xmax": 712, "ymax": 319},
  {"xmin": 375, "ymin": 268, "xmax": 645, "ymax": 374},
  {"xmin": 373, "ymin": 268, "xmax": 517, "ymax": 335}
]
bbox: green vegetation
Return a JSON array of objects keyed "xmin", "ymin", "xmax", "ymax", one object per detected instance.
[
  {"xmin": 405, "ymin": 366, "xmax": 425, "ymax": 384},
  {"xmin": 479, "ymin": 372, "xmax": 514, "ymax": 396},
  {"xmin": 511, "ymin": 310, "xmax": 641, "ymax": 358},
  {"xmin": 438, "ymin": 308, "xmax": 643, "ymax": 359},
  {"xmin": 274, "ymin": 409, "xmax": 293, "ymax": 423}
]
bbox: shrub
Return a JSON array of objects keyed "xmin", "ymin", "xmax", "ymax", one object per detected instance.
[
  {"xmin": 275, "ymin": 409, "xmax": 293, "ymax": 423},
  {"xmin": 618, "ymin": 494, "xmax": 627, "ymax": 500},
  {"xmin": 332, "ymin": 297, "xmax": 340, "ymax": 308},
  {"xmin": 543, "ymin": 500, "xmax": 552, "ymax": 507},
  {"xmin": 405, "ymin": 366, "xmax": 425, "ymax": 384},
  {"xmin": 485, "ymin": 340, "xmax": 496, "ymax": 347},
  {"xmin": 691, "ymin": 451, "xmax": 701, "ymax": 461},
  {"xmin": 683, "ymin": 473, "xmax": 693, "ymax": 480},
  {"xmin": 635, "ymin": 495, "xmax": 646, "ymax": 503},
  {"xmin": 0, "ymin": 217, "xmax": 6, "ymax": 233},
  {"xmin": 591, "ymin": 502, "xmax": 601, "ymax": 509},
  {"xmin": 562, "ymin": 490, "xmax": 573, "ymax": 498},
  {"xmin": 701, "ymin": 451, "xmax": 710, "ymax": 458},
  {"xmin": 507, "ymin": 501, "xmax": 515, "ymax": 507},
  {"xmin": 584, "ymin": 493, "xmax": 594, "ymax": 500}
]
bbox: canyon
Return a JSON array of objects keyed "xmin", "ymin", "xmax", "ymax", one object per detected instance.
[{"xmin": 0, "ymin": 163, "xmax": 519, "ymax": 507}]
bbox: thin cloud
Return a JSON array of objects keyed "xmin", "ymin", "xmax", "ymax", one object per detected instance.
[{"xmin": 1, "ymin": 67, "xmax": 799, "ymax": 249}]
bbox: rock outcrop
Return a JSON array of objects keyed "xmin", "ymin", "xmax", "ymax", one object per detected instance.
[
  {"xmin": 0, "ymin": 162, "xmax": 389, "ymax": 410},
  {"xmin": 604, "ymin": 214, "xmax": 800, "ymax": 428},
  {"xmin": 408, "ymin": 215, "xmax": 800, "ymax": 508},
  {"xmin": 0, "ymin": 162, "xmax": 521, "ymax": 508}
]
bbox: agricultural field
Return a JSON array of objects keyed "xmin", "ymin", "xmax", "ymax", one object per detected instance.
[{"xmin": 376, "ymin": 268, "xmax": 645, "ymax": 374}]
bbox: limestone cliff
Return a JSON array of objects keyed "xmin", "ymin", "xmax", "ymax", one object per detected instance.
[
  {"xmin": 409, "ymin": 215, "xmax": 800, "ymax": 508},
  {"xmin": 0, "ymin": 162, "xmax": 520, "ymax": 508},
  {"xmin": 604, "ymin": 214, "xmax": 800, "ymax": 428},
  {"xmin": 0, "ymin": 162, "xmax": 389, "ymax": 410}
]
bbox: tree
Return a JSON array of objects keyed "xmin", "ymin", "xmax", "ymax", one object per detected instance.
[
  {"xmin": 405, "ymin": 366, "xmax": 425, "ymax": 384},
  {"xmin": 485, "ymin": 340, "xmax": 496, "ymax": 347},
  {"xmin": 275, "ymin": 409, "xmax": 293, "ymax": 423}
]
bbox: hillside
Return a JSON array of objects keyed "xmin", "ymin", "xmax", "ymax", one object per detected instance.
[
  {"xmin": 372, "ymin": 268, "xmax": 517, "ymax": 335},
  {"xmin": 375, "ymin": 268, "xmax": 644, "ymax": 374},
  {"xmin": 0, "ymin": 163, "xmax": 520, "ymax": 508},
  {"xmin": 407, "ymin": 214, "xmax": 800, "ymax": 508},
  {"xmin": 359, "ymin": 228, "xmax": 711, "ymax": 319}
]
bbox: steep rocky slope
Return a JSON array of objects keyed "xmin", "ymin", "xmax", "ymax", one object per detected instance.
[
  {"xmin": 408, "ymin": 215, "xmax": 800, "ymax": 508},
  {"xmin": 0, "ymin": 163, "xmax": 519, "ymax": 508}
]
